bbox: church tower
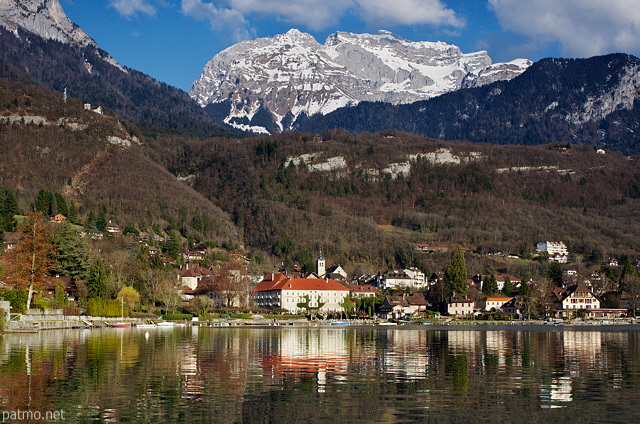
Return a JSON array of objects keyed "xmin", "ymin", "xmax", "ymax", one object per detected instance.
[{"xmin": 316, "ymin": 249, "xmax": 326, "ymax": 277}]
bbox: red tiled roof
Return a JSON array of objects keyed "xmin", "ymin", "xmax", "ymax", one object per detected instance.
[
  {"xmin": 182, "ymin": 268, "xmax": 200, "ymax": 277},
  {"xmin": 252, "ymin": 274, "xmax": 349, "ymax": 292},
  {"xmin": 349, "ymin": 285, "xmax": 378, "ymax": 293}
]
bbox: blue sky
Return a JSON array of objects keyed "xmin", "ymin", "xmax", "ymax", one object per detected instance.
[{"xmin": 60, "ymin": 0, "xmax": 640, "ymax": 92}]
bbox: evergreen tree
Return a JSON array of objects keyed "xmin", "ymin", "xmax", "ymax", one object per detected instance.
[
  {"xmin": 87, "ymin": 258, "xmax": 109, "ymax": 299},
  {"xmin": 55, "ymin": 222, "xmax": 90, "ymax": 279},
  {"xmin": 54, "ymin": 193, "xmax": 68, "ymax": 217},
  {"xmin": 502, "ymin": 276, "xmax": 513, "ymax": 294},
  {"xmin": 96, "ymin": 205, "xmax": 108, "ymax": 232},
  {"xmin": 518, "ymin": 279, "xmax": 530, "ymax": 296},
  {"xmin": 546, "ymin": 261, "xmax": 564, "ymax": 287},
  {"xmin": 66, "ymin": 200, "xmax": 78, "ymax": 224},
  {"xmin": 34, "ymin": 189, "xmax": 54, "ymax": 215},
  {"xmin": 85, "ymin": 210, "xmax": 96, "ymax": 229},
  {"xmin": 444, "ymin": 245, "xmax": 467, "ymax": 294},
  {"xmin": 482, "ymin": 274, "xmax": 498, "ymax": 295},
  {"xmin": 619, "ymin": 256, "xmax": 637, "ymax": 288},
  {"xmin": 164, "ymin": 231, "xmax": 181, "ymax": 260}
]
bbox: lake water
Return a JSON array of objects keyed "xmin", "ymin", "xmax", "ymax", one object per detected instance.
[{"xmin": 1, "ymin": 325, "xmax": 639, "ymax": 423}]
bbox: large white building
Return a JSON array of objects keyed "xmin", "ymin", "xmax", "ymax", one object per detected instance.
[
  {"xmin": 251, "ymin": 273, "xmax": 350, "ymax": 313},
  {"xmin": 537, "ymin": 241, "xmax": 569, "ymax": 263},
  {"xmin": 380, "ymin": 268, "xmax": 428, "ymax": 290}
]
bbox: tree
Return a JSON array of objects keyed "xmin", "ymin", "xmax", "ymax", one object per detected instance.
[
  {"xmin": 164, "ymin": 230, "xmax": 182, "ymax": 260},
  {"xmin": 518, "ymin": 278, "xmax": 531, "ymax": 296},
  {"xmin": 87, "ymin": 258, "xmax": 110, "ymax": 299},
  {"xmin": 502, "ymin": 276, "xmax": 513, "ymax": 294},
  {"xmin": 54, "ymin": 222, "xmax": 89, "ymax": 279},
  {"xmin": 530, "ymin": 277, "xmax": 555, "ymax": 317},
  {"xmin": 214, "ymin": 260, "xmax": 252, "ymax": 308},
  {"xmin": 621, "ymin": 274, "xmax": 640, "ymax": 316},
  {"xmin": 445, "ymin": 245, "xmax": 467, "ymax": 294},
  {"xmin": 546, "ymin": 261, "xmax": 564, "ymax": 287},
  {"xmin": 619, "ymin": 256, "xmax": 637, "ymax": 288},
  {"xmin": 4, "ymin": 211, "xmax": 57, "ymax": 310},
  {"xmin": 482, "ymin": 274, "xmax": 498, "ymax": 295},
  {"xmin": 96, "ymin": 205, "xmax": 108, "ymax": 232},
  {"xmin": 117, "ymin": 286, "xmax": 140, "ymax": 310},
  {"xmin": 338, "ymin": 294, "xmax": 354, "ymax": 318}
]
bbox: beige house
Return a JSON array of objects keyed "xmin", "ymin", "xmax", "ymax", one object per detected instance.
[
  {"xmin": 551, "ymin": 285, "xmax": 605, "ymax": 318},
  {"xmin": 445, "ymin": 296, "xmax": 475, "ymax": 316},
  {"xmin": 480, "ymin": 295, "xmax": 513, "ymax": 312}
]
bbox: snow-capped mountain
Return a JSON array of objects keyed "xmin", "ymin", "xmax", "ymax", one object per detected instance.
[
  {"xmin": 0, "ymin": 0, "xmax": 123, "ymax": 71},
  {"xmin": 190, "ymin": 29, "xmax": 531, "ymax": 133}
]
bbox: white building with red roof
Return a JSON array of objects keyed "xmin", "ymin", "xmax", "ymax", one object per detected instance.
[{"xmin": 252, "ymin": 273, "xmax": 350, "ymax": 313}]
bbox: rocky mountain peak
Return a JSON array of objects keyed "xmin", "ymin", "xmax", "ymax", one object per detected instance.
[
  {"xmin": 0, "ymin": 0, "xmax": 123, "ymax": 70},
  {"xmin": 190, "ymin": 29, "xmax": 531, "ymax": 133}
]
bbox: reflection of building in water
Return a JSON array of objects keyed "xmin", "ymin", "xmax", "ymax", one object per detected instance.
[
  {"xmin": 540, "ymin": 375, "xmax": 573, "ymax": 408},
  {"xmin": 484, "ymin": 331, "xmax": 515, "ymax": 369},
  {"xmin": 382, "ymin": 330, "xmax": 429, "ymax": 379},
  {"xmin": 562, "ymin": 331, "xmax": 601, "ymax": 366},
  {"xmin": 257, "ymin": 329, "xmax": 350, "ymax": 392},
  {"xmin": 446, "ymin": 331, "xmax": 481, "ymax": 354}
]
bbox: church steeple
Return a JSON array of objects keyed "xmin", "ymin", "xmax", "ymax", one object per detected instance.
[{"xmin": 316, "ymin": 249, "xmax": 326, "ymax": 277}]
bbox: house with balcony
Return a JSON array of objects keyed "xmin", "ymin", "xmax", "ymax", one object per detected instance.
[{"xmin": 537, "ymin": 241, "xmax": 569, "ymax": 263}]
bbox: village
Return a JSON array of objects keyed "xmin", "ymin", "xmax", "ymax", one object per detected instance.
[{"xmin": 2, "ymin": 212, "xmax": 638, "ymax": 327}]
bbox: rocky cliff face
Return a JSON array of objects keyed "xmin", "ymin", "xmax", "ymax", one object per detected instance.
[
  {"xmin": 190, "ymin": 29, "xmax": 531, "ymax": 133},
  {"xmin": 0, "ymin": 0, "xmax": 123, "ymax": 70}
]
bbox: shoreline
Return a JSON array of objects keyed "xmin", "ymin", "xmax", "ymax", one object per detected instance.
[{"xmin": 4, "ymin": 316, "xmax": 639, "ymax": 333}]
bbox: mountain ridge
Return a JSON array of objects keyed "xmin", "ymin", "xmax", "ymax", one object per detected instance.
[
  {"xmin": 0, "ymin": 1, "xmax": 233, "ymax": 138},
  {"xmin": 190, "ymin": 28, "xmax": 531, "ymax": 133},
  {"xmin": 293, "ymin": 53, "xmax": 640, "ymax": 155}
]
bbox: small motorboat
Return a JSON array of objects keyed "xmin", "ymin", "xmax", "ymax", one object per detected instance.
[
  {"xmin": 156, "ymin": 322, "xmax": 175, "ymax": 327},
  {"xmin": 331, "ymin": 321, "xmax": 350, "ymax": 326}
]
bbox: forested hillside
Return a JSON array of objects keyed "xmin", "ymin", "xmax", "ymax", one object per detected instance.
[
  {"xmin": 294, "ymin": 54, "xmax": 640, "ymax": 155},
  {"xmin": 0, "ymin": 78, "xmax": 239, "ymax": 247},
  {"xmin": 0, "ymin": 26, "xmax": 233, "ymax": 138},
  {"xmin": 149, "ymin": 128, "xmax": 640, "ymax": 273},
  {"xmin": 1, "ymin": 77, "xmax": 639, "ymax": 277}
]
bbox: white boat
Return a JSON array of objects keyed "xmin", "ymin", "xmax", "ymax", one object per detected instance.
[
  {"xmin": 156, "ymin": 322, "xmax": 175, "ymax": 327},
  {"xmin": 135, "ymin": 323, "xmax": 156, "ymax": 328}
]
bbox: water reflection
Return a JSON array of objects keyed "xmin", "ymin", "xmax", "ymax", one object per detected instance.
[{"xmin": 0, "ymin": 326, "xmax": 639, "ymax": 423}]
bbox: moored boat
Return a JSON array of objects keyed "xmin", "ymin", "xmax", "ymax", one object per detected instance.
[
  {"xmin": 135, "ymin": 323, "xmax": 156, "ymax": 328},
  {"xmin": 109, "ymin": 322, "xmax": 131, "ymax": 328}
]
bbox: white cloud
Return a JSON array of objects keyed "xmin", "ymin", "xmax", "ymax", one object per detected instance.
[
  {"xmin": 181, "ymin": 0, "xmax": 254, "ymax": 42},
  {"xmin": 110, "ymin": 0, "xmax": 157, "ymax": 17},
  {"xmin": 355, "ymin": 0, "xmax": 464, "ymax": 28},
  {"xmin": 489, "ymin": 0, "xmax": 640, "ymax": 57},
  {"xmin": 229, "ymin": 0, "xmax": 352, "ymax": 31},
  {"xmin": 181, "ymin": 0, "xmax": 463, "ymax": 35}
]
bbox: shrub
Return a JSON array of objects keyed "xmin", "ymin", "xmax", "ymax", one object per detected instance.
[
  {"xmin": 0, "ymin": 289, "xmax": 28, "ymax": 314},
  {"xmin": 87, "ymin": 298, "xmax": 128, "ymax": 317},
  {"xmin": 162, "ymin": 312, "xmax": 192, "ymax": 321}
]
